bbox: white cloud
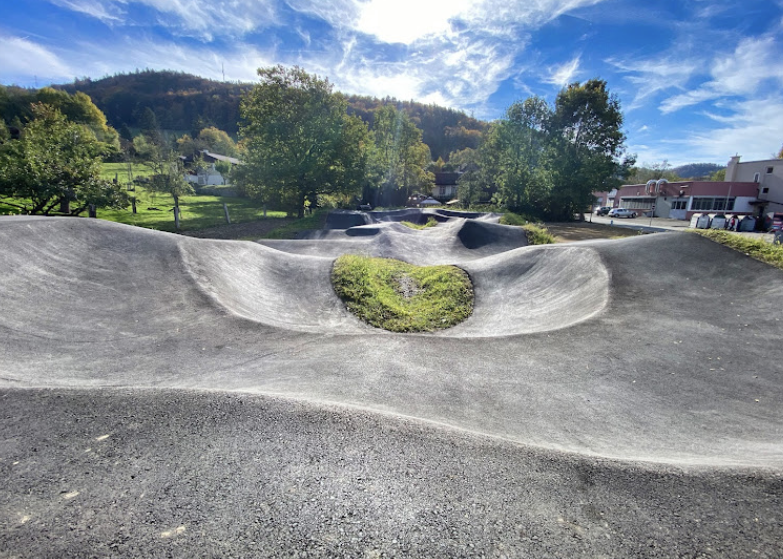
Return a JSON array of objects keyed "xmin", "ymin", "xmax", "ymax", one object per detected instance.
[
  {"xmin": 50, "ymin": 0, "xmax": 278, "ymax": 39},
  {"xmin": 50, "ymin": 0, "xmax": 123, "ymax": 23},
  {"xmin": 0, "ymin": 36, "xmax": 73, "ymax": 82},
  {"xmin": 607, "ymin": 55, "xmax": 700, "ymax": 111},
  {"xmin": 672, "ymin": 97, "xmax": 783, "ymax": 162},
  {"xmin": 545, "ymin": 56, "xmax": 580, "ymax": 87},
  {"xmin": 355, "ymin": 0, "xmax": 474, "ymax": 45},
  {"xmin": 660, "ymin": 36, "xmax": 783, "ymax": 114}
]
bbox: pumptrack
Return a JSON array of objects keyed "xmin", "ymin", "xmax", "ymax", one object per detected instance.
[{"xmin": 1, "ymin": 210, "xmax": 782, "ymax": 558}]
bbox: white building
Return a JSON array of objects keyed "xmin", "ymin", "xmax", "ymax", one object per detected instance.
[{"xmin": 726, "ymin": 156, "xmax": 783, "ymax": 214}]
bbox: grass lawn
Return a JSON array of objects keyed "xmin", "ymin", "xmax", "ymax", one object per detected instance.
[
  {"xmin": 100, "ymin": 187, "xmax": 287, "ymax": 232},
  {"xmin": 99, "ymin": 162, "xmax": 155, "ymax": 183},
  {"xmin": 331, "ymin": 254, "xmax": 474, "ymax": 333},
  {"xmin": 1, "ymin": 163, "xmax": 288, "ymax": 233}
]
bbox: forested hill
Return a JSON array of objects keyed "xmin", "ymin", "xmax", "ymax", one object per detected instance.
[
  {"xmin": 672, "ymin": 163, "xmax": 724, "ymax": 179},
  {"xmin": 52, "ymin": 70, "xmax": 487, "ymax": 159}
]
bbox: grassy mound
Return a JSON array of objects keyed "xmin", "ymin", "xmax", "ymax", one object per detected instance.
[
  {"xmin": 498, "ymin": 213, "xmax": 555, "ymax": 245},
  {"xmin": 401, "ymin": 217, "xmax": 439, "ymax": 230},
  {"xmin": 332, "ymin": 255, "xmax": 474, "ymax": 332}
]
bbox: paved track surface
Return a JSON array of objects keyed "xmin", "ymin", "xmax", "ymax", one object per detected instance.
[{"xmin": 1, "ymin": 211, "xmax": 782, "ymax": 557}]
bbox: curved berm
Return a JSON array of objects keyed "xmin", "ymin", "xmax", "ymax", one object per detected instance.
[{"xmin": 1, "ymin": 213, "xmax": 782, "ymax": 558}]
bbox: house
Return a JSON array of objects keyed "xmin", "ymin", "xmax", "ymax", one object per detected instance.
[
  {"xmin": 726, "ymin": 156, "xmax": 783, "ymax": 215},
  {"xmin": 199, "ymin": 149, "xmax": 241, "ymax": 167},
  {"xmin": 431, "ymin": 171, "xmax": 460, "ymax": 202},
  {"xmin": 185, "ymin": 164, "xmax": 225, "ymax": 186}
]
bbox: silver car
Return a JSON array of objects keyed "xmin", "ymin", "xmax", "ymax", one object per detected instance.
[{"xmin": 608, "ymin": 208, "xmax": 637, "ymax": 218}]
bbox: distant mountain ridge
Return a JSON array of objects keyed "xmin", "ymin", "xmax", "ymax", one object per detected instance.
[
  {"xmin": 671, "ymin": 163, "xmax": 724, "ymax": 179},
  {"xmin": 52, "ymin": 70, "xmax": 487, "ymax": 160}
]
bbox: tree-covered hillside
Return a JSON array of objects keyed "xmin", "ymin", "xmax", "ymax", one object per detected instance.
[
  {"xmin": 672, "ymin": 162, "xmax": 724, "ymax": 179},
  {"xmin": 49, "ymin": 70, "xmax": 487, "ymax": 160}
]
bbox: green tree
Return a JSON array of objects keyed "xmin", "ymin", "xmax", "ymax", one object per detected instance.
[
  {"xmin": 480, "ymin": 97, "xmax": 552, "ymax": 212},
  {"xmin": 708, "ymin": 168, "xmax": 726, "ymax": 181},
  {"xmin": 197, "ymin": 126, "xmax": 237, "ymax": 157},
  {"xmin": 237, "ymin": 65, "xmax": 369, "ymax": 217},
  {"xmin": 134, "ymin": 133, "xmax": 193, "ymax": 208},
  {"xmin": 0, "ymin": 104, "xmax": 129, "ymax": 215},
  {"xmin": 626, "ymin": 160, "xmax": 681, "ymax": 184},
  {"xmin": 546, "ymin": 79, "xmax": 634, "ymax": 220},
  {"xmin": 367, "ymin": 105, "xmax": 433, "ymax": 206}
]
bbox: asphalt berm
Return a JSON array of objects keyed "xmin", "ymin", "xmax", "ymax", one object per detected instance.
[{"xmin": 1, "ymin": 209, "xmax": 781, "ymax": 558}]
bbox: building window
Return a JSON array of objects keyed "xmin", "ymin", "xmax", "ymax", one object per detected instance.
[
  {"xmin": 671, "ymin": 199, "xmax": 687, "ymax": 210},
  {"xmin": 691, "ymin": 197, "xmax": 735, "ymax": 211},
  {"xmin": 762, "ymin": 187, "xmax": 770, "ymax": 194},
  {"xmin": 620, "ymin": 197, "xmax": 655, "ymax": 210},
  {"xmin": 754, "ymin": 172, "xmax": 760, "ymax": 183},
  {"xmin": 767, "ymin": 167, "xmax": 774, "ymax": 174}
]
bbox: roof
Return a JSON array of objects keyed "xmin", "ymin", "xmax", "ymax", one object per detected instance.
[{"xmin": 201, "ymin": 150, "xmax": 241, "ymax": 165}]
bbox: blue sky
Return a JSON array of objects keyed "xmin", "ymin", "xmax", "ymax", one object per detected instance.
[{"xmin": 2, "ymin": 0, "xmax": 783, "ymax": 166}]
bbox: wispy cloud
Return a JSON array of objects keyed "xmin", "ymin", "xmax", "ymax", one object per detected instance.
[
  {"xmin": 660, "ymin": 36, "xmax": 783, "ymax": 113},
  {"xmin": 607, "ymin": 55, "xmax": 700, "ymax": 111},
  {"xmin": 0, "ymin": 36, "xmax": 73, "ymax": 82},
  {"xmin": 676, "ymin": 97, "xmax": 783, "ymax": 161},
  {"xmin": 545, "ymin": 56, "xmax": 581, "ymax": 87},
  {"xmin": 50, "ymin": 0, "xmax": 279, "ymax": 40},
  {"xmin": 50, "ymin": 0, "xmax": 123, "ymax": 23}
]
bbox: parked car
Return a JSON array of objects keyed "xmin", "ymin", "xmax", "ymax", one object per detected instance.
[
  {"xmin": 608, "ymin": 208, "xmax": 637, "ymax": 218},
  {"xmin": 595, "ymin": 206, "xmax": 612, "ymax": 215}
]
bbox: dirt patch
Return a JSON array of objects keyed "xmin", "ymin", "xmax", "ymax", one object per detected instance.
[{"xmin": 545, "ymin": 222, "xmax": 640, "ymax": 243}]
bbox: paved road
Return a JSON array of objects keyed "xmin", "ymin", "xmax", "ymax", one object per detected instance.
[{"xmin": 590, "ymin": 213, "xmax": 778, "ymax": 241}]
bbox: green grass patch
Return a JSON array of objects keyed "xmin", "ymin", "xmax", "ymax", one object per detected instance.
[
  {"xmin": 498, "ymin": 213, "xmax": 555, "ymax": 245},
  {"xmin": 98, "ymin": 185, "xmax": 286, "ymax": 232},
  {"xmin": 332, "ymin": 255, "xmax": 474, "ymax": 333},
  {"xmin": 261, "ymin": 209, "xmax": 330, "ymax": 239},
  {"xmin": 521, "ymin": 223, "xmax": 556, "ymax": 245},
  {"xmin": 692, "ymin": 229, "xmax": 783, "ymax": 270},
  {"xmin": 99, "ymin": 162, "xmax": 154, "ymax": 183},
  {"xmin": 401, "ymin": 217, "xmax": 438, "ymax": 230},
  {"xmin": 499, "ymin": 212, "xmax": 531, "ymax": 227}
]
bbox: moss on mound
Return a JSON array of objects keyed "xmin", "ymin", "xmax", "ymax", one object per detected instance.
[{"xmin": 332, "ymin": 255, "xmax": 474, "ymax": 332}]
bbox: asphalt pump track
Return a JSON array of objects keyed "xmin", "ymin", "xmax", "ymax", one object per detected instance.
[{"xmin": 1, "ymin": 210, "xmax": 781, "ymax": 558}]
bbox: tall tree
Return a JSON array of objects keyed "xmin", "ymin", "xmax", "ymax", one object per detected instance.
[
  {"xmin": 367, "ymin": 105, "xmax": 433, "ymax": 206},
  {"xmin": 237, "ymin": 65, "xmax": 369, "ymax": 217},
  {"xmin": 547, "ymin": 79, "xmax": 634, "ymax": 220},
  {"xmin": 0, "ymin": 104, "xmax": 129, "ymax": 215},
  {"xmin": 480, "ymin": 97, "xmax": 552, "ymax": 213}
]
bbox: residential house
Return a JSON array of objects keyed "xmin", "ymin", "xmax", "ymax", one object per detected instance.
[{"xmin": 431, "ymin": 172, "xmax": 460, "ymax": 202}]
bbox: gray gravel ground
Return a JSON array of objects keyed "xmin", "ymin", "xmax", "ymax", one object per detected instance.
[{"xmin": 1, "ymin": 212, "xmax": 782, "ymax": 558}]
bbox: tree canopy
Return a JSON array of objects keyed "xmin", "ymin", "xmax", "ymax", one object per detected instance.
[
  {"xmin": 365, "ymin": 104, "xmax": 433, "ymax": 207},
  {"xmin": 236, "ymin": 66, "xmax": 370, "ymax": 217},
  {"xmin": 0, "ymin": 103, "xmax": 129, "ymax": 215},
  {"xmin": 0, "ymin": 86, "xmax": 119, "ymax": 151},
  {"xmin": 458, "ymin": 79, "xmax": 634, "ymax": 219}
]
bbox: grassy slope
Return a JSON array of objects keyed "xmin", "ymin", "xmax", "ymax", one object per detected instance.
[
  {"xmin": 1, "ymin": 163, "xmax": 288, "ymax": 233},
  {"xmin": 401, "ymin": 217, "xmax": 438, "ymax": 230},
  {"xmin": 498, "ymin": 213, "xmax": 556, "ymax": 245},
  {"xmin": 332, "ymin": 255, "xmax": 474, "ymax": 333}
]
